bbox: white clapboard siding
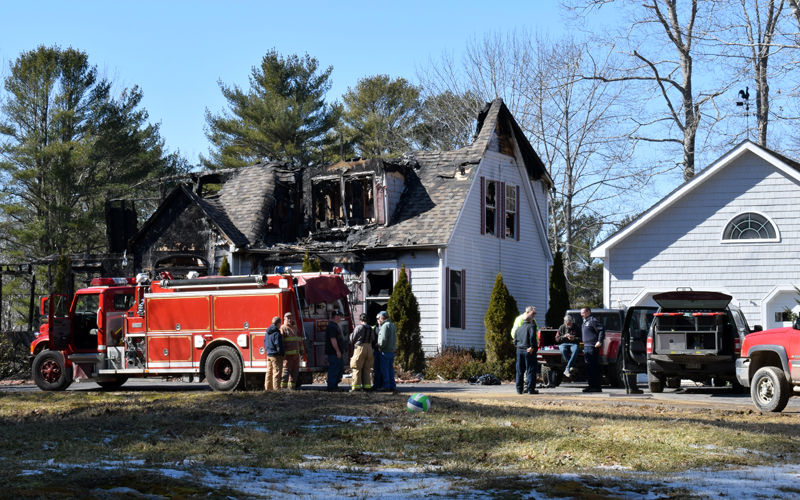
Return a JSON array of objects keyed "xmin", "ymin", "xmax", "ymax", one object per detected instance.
[
  {"xmin": 445, "ymin": 150, "xmax": 550, "ymax": 349},
  {"xmin": 393, "ymin": 250, "xmax": 442, "ymax": 354},
  {"xmin": 606, "ymin": 150, "xmax": 800, "ymax": 327}
]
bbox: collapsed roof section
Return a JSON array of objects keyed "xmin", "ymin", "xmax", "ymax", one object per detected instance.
[{"xmin": 129, "ymin": 98, "xmax": 550, "ymax": 260}]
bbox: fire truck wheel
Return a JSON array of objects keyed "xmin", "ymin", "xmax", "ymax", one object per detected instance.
[
  {"xmin": 32, "ymin": 350, "xmax": 73, "ymax": 392},
  {"xmin": 97, "ymin": 377, "xmax": 129, "ymax": 391},
  {"xmin": 206, "ymin": 346, "xmax": 243, "ymax": 392}
]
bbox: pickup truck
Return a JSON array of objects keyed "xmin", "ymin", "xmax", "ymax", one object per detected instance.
[
  {"xmin": 642, "ymin": 291, "xmax": 756, "ymax": 393},
  {"xmin": 537, "ymin": 307, "xmax": 656, "ymax": 387},
  {"xmin": 736, "ymin": 319, "xmax": 800, "ymax": 412}
]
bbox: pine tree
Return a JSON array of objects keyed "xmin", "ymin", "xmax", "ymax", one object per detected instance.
[
  {"xmin": 0, "ymin": 45, "xmax": 186, "ymax": 268},
  {"xmin": 387, "ymin": 263, "xmax": 425, "ymax": 373},
  {"xmin": 219, "ymin": 255, "xmax": 232, "ymax": 276},
  {"xmin": 202, "ymin": 49, "xmax": 337, "ymax": 169},
  {"xmin": 301, "ymin": 251, "xmax": 322, "ymax": 272},
  {"xmin": 545, "ymin": 251, "xmax": 570, "ymax": 328},
  {"xmin": 484, "ymin": 273, "xmax": 518, "ymax": 363}
]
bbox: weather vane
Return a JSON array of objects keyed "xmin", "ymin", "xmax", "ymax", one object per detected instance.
[{"xmin": 736, "ymin": 86, "xmax": 751, "ymax": 141}]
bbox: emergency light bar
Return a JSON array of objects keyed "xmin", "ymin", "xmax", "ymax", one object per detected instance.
[{"xmin": 90, "ymin": 277, "xmax": 136, "ymax": 286}]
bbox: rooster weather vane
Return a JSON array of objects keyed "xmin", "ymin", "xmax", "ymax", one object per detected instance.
[{"xmin": 736, "ymin": 86, "xmax": 751, "ymax": 140}]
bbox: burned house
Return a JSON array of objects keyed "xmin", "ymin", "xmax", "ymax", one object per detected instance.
[{"xmin": 128, "ymin": 98, "xmax": 553, "ymax": 351}]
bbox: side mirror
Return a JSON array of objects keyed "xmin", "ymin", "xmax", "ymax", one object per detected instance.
[
  {"xmin": 793, "ymin": 319, "xmax": 800, "ymax": 331},
  {"xmin": 752, "ymin": 325, "xmax": 763, "ymax": 332}
]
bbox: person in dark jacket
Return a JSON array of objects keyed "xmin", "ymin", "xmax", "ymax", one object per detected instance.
[
  {"xmin": 264, "ymin": 316, "xmax": 284, "ymax": 391},
  {"xmin": 514, "ymin": 315, "xmax": 539, "ymax": 394},
  {"xmin": 580, "ymin": 307, "xmax": 605, "ymax": 393},
  {"xmin": 325, "ymin": 311, "xmax": 345, "ymax": 392}
]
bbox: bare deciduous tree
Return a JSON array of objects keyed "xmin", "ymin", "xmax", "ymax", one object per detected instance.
[
  {"xmin": 567, "ymin": 0, "xmax": 728, "ymax": 181},
  {"xmin": 418, "ymin": 30, "xmax": 657, "ymax": 290}
]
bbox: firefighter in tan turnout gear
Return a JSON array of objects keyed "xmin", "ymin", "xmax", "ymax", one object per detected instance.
[
  {"xmin": 349, "ymin": 313, "xmax": 375, "ymax": 391},
  {"xmin": 280, "ymin": 312, "xmax": 305, "ymax": 389}
]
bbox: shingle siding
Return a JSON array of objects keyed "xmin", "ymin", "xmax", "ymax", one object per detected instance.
[{"xmin": 605, "ymin": 150, "xmax": 800, "ymax": 327}]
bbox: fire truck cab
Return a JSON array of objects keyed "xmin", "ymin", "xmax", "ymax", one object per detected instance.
[{"xmin": 31, "ymin": 272, "xmax": 352, "ymax": 392}]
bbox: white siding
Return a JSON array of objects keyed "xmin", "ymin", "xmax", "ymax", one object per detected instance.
[
  {"xmin": 605, "ymin": 151, "xmax": 800, "ymax": 327},
  {"xmin": 445, "ymin": 150, "xmax": 550, "ymax": 349},
  {"xmin": 394, "ymin": 251, "xmax": 441, "ymax": 354}
]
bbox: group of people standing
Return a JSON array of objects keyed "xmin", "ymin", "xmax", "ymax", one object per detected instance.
[
  {"xmin": 263, "ymin": 309, "xmax": 398, "ymax": 393},
  {"xmin": 513, "ymin": 306, "xmax": 607, "ymax": 394}
]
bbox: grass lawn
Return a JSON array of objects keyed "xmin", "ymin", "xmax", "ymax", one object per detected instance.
[{"xmin": 1, "ymin": 389, "xmax": 799, "ymax": 498}]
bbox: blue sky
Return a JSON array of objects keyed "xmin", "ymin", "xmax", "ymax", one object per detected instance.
[{"xmin": 0, "ymin": 0, "xmax": 576, "ymax": 166}]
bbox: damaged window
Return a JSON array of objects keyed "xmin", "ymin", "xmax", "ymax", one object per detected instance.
[
  {"xmin": 365, "ymin": 269, "xmax": 394, "ymax": 323},
  {"xmin": 314, "ymin": 175, "xmax": 375, "ymax": 229},
  {"xmin": 485, "ymin": 181, "xmax": 496, "ymax": 236},
  {"xmin": 345, "ymin": 176, "xmax": 375, "ymax": 224},
  {"xmin": 505, "ymin": 185, "xmax": 516, "ymax": 239}
]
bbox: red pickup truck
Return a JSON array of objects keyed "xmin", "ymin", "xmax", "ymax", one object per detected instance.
[{"xmin": 737, "ymin": 319, "xmax": 800, "ymax": 412}]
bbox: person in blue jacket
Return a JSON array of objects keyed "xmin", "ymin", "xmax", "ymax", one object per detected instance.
[{"xmin": 264, "ymin": 316, "xmax": 284, "ymax": 391}]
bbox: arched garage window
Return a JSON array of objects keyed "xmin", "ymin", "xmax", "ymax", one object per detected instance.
[{"xmin": 722, "ymin": 212, "xmax": 778, "ymax": 242}]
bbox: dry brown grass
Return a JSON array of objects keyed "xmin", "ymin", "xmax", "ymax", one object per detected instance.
[{"xmin": 1, "ymin": 389, "xmax": 798, "ymax": 497}]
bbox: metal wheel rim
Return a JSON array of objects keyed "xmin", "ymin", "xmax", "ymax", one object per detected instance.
[
  {"xmin": 213, "ymin": 357, "xmax": 233, "ymax": 382},
  {"xmin": 40, "ymin": 359, "xmax": 61, "ymax": 383},
  {"xmin": 756, "ymin": 376, "xmax": 775, "ymax": 405}
]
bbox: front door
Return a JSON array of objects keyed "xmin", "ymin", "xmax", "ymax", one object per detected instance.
[{"xmin": 622, "ymin": 306, "xmax": 657, "ymax": 372}]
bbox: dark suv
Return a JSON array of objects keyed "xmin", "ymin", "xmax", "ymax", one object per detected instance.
[{"xmin": 634, "ymin": 291, "xmax": 756, "ymax": 393}]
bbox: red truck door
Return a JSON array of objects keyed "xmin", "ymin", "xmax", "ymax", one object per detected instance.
[{"xmin": 48, "ymin": 294, "xmax": 71, "ymax": 350}]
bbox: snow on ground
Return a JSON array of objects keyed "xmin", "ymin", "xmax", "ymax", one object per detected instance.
[{"xmin": 18, "ymin": 460, "xmax": 800, "ymax": 498}]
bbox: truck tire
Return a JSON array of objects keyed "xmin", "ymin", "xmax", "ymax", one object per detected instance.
[
  {"xmin": 97, "ymin": 377, "xmax": 128, "ymax": 391},
  {"xmin": 540, "ymin": 365, "xmax": 562, "ymax": 387},
  {"xmin": 609, "ymin": 347, "xmax": 624, "ymax": 388},
  {"xmin": 32, "ymin": 351, "xmax": 72, "ymax": 391},
  {"xmin": 206, "ymin": 346, "xmax": 243, "ymax": 392},
  {"xmin": 665, "ymin": 377, "xmax": 681, "ymax": 389},
  {"xmin": 751, "ymin": 366, "xmax": 790, "ymax": 412}
]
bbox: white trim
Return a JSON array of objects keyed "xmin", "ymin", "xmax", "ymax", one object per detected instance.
[
  {"xmin": 719, "ymin": 211, "xmax": 781, "ymax": 244},
  {"xmin": 603, "ymin": 255, "xmax": 611, "ymax": 308},
  {"xmin": 439, "ymin": 247, "xmax": 446, "ymax": 347},
  {"xmin": 591, "ymin": 141, "xmax": 800, "ymax": 259},
  {"xmin": 760, "ymin": 285, "xmax": 799, "ymax": 328}
]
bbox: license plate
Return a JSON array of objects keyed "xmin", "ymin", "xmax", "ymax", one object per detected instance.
[{"xmin": 686, "ymin": 363, "xmax": 701, "ymax": 369}]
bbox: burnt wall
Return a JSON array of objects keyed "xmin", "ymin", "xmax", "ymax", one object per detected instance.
[{"xmin": 130, "ymin": 196, "xmax": 220, "ymax": 276}]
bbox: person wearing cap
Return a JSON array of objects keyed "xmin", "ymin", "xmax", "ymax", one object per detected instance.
[
  {"xmin": 280, "ymin": 311, "xmax": 305, "ymax": 390},
  {"xmin": 264, "ymin": 316, "xmax": 284, "ymax": 391},
  {"xmin": 376, "ymin": 311, "xmax": 397, "ymax": 392},
  {"xmin": 325, "ymin": 310, "xmax": 345, "ymax": 392},
  {"xmin": 349, "ymin": 313, "xmax": 375, "ymax": 391}
]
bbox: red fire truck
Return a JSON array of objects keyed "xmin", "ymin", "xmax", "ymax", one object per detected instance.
[{"xmin": 30, "ymin": 272, "xmax": 352, "ymax": 392}]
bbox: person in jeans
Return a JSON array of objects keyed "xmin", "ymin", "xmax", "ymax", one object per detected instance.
[
  {"xmin": 376, "ymin": 311, "xmax": 397, "ymax": 392},
  {"xmin": 580, "ymin": 307, "xmax": 605, "ymax": 393},
  {"xmin": 325, "ymin": 311, "xmax": 345, "ymax": 392},
  {"xmin": 514, "ymin": 314, "xmax": 539, "ymax": 394},
  {"xmin": 264, "ymin": 316, "xmax": 284, "ymax": 391},
  {"xmin": 557, "ymin": 315, "xmax": 581, "ymax": 381},
  {"xmin": 349, "ymin": 313, "xmax": 375, "ymax": 391}
]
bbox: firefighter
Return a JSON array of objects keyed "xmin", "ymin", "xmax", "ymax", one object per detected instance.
[
  {"xmin": 325, "ymin": 311, "xmax": 345, "ymax": 392},
  {"xmin": 264, "ymin": 316, "xmax": 284, "ymax": 391},
  {"xmin": 280, "ymin": 312, "xmax": 305, "ymax": 390},
  {"xmin": 349, "ymin": 313, "xmax": 374, "ymax": 391}
]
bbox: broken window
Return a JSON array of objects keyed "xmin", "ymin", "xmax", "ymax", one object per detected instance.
[
  {"xmin": 313, "ymin": 178, "xmax": 344, "ymax": 229},
  {"xmin": 364, "ymin": 270, "xmax": 394, "ymax": 322},
  {"xmin": 344, "ymin": 176, "xmax": 375, "ymax": 224},
  {"xmin": 314, "ymin": 175, "xmax": 376, "ymax": 229},
  {"xmin": 505, "ymin": 185, "xmax": 516, "ymax": 239},
  {"xmin": 485, "ymin": 180, "xmax": 496, "ymax": 236}
]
